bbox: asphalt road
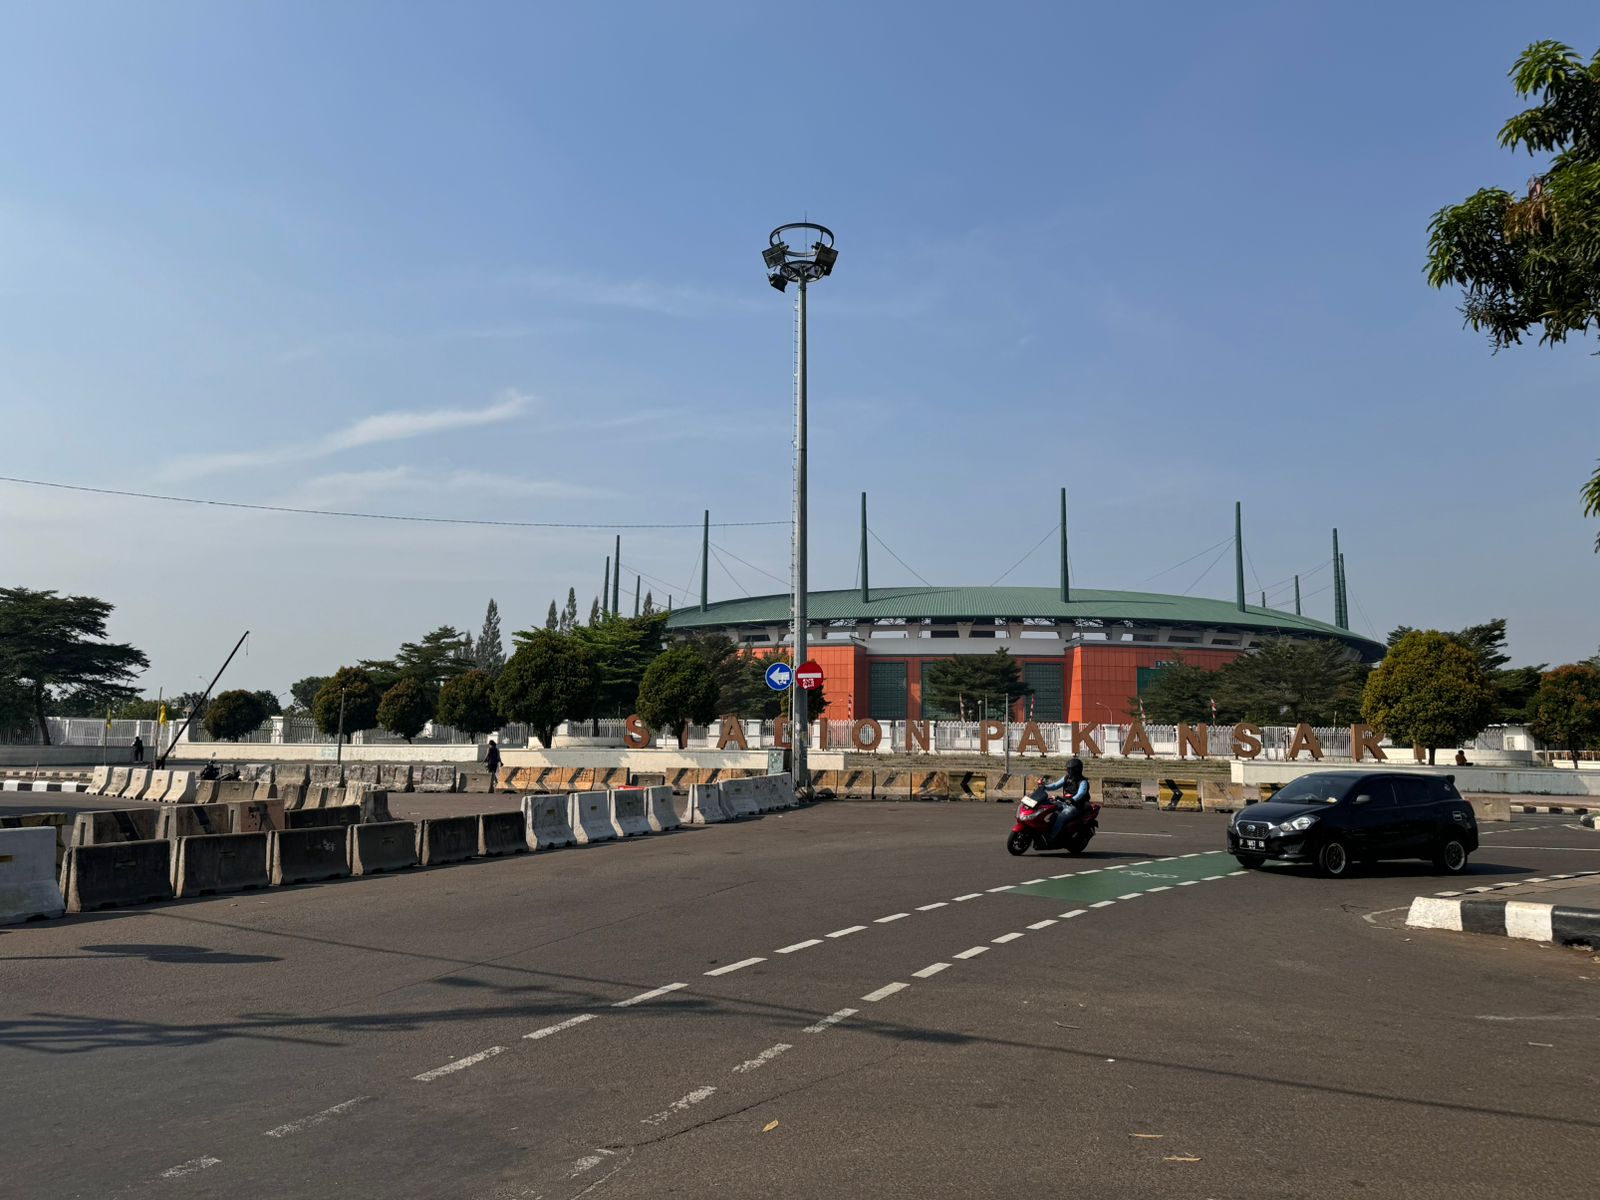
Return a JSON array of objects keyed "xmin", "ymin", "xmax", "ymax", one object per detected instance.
[{"xmin": 2, "ymin": 803, "xmax": 1597, "ymax": 1199}]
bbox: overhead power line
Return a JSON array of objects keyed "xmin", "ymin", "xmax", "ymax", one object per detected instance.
[{"xmin": 0, "ymin": 475, "xmax": 785, "ymax": 530}]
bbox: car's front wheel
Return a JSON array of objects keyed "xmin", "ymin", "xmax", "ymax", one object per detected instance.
[
  {"xmin": 1314, "ymin": 838, "xmax": 1353, "ymax": 878},
  {"xmin": 1432, "ymin": 837, "xmax": 1470, "ymax": 874}
]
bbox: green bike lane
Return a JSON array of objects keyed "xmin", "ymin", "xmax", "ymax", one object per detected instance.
[{"xmin": 999, "ymin": 850, "xmax": 1241, "ymax": 908}]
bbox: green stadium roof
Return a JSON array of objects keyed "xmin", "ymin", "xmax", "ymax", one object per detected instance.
[{"xmin": 666, "ymin": 586, "xmax": 1385, "ymax": 660}]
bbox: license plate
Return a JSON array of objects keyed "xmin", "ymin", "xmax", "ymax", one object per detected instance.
[{"xmin": 1242, "ymin": 838, "xmax": 1265, "ymax": 851}]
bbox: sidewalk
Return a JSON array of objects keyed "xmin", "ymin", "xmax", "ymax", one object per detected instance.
[{"xmin": 1407, "ymin": 872, "xmax": 1600, "ymax": 951}]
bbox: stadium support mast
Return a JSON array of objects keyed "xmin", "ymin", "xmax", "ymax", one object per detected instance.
[
  {"xmin": 1235, "ymin": 502, "xmax": 1246, "ymax": 612},
  {"xmin": 860, "ymin": 493, "xmax": 870, "ymax": 604},
  {"xmin": 700, "ymin": 511, "xmax": 709, "ymax": 612},
  {"xmin": 1060, "ymin": 487, "xmax": 1070, "ymax": 603}
]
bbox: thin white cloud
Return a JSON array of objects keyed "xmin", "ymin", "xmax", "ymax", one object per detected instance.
[
  {"xmin": 279, "ymin": 465, "xmax": 608, "ymax": 510},
  {"xmin": 509, "ymin": 269, "xmax": 762, "ymax": 317},
  {"xmin": 163, "ymin": 392, "xmax": 531, "ymax": 480}
]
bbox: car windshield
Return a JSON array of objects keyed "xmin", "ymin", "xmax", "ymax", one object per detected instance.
[{"xmin": 1271, "ymin": 777, "xmax": 1349, "ymax": 805}]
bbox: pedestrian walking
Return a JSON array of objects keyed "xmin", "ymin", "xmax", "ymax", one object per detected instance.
[
  {"xmin": 131, "ymin": 735, "xmax": 144, "ymax": 763},
  {"xmin": 485, "ymin": 738, "xmax": 502, "ymax": 792}
]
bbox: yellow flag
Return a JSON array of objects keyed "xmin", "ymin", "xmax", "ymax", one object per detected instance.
[
  {"xmin": 158, "ymin": 704, "xmax": 168, "ymax": 726},
  {"xmin": 105, "ymin": 709, "xmax": 113, "ymax": 730}
]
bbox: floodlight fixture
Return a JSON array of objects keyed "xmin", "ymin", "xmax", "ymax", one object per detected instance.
[
  {"xmin": 762, "ymin": 243, "xmax": 788, "ymax": 269},
  {"xmin": 768, "ymin": 273, "xmax": 788, "ymax": 292},
  {"xmin": 812, "ymin": 243, "xmax": 838, "ymax": 275}
]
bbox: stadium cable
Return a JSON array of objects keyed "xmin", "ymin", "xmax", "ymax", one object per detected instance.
[
  {"xmin": 1244, "ymin": 545, "xmax": 1265, "ymax": 594},
  {"xmin": 710, "ymin": 541, "xmax": 787, "ymax": 588},
  {"xmin": 0, "ymin": 475, "xmax": 785, "ymax": 530},
  {"xmin": 617, "ymin": 560, "xmax": 687, "ymax": 604},
  {"xmin": 988, "ymin": 523, "xmax": 1059, "ymax": 587},
  {"xmin": 1351, "ymin": 593, "xmax": 1380, "ymax": 639},
  {"xmin": 1180, "ymin": 540, "xmax": 1235, "ymax": 596},
  {"xmin": 868, "ymin": 528, "xmax": 933, "ymax": 587},
  {"xmin": 1122, "ymin": 535, "xmax": 1234, "ymax": 589},
  {"xmin": 1260, "ymin": 557, "xmax": 1334, "ymax": 602},
  {"xmin": 708, "ymin": 544, "xmax": 750, "ymax": 597}
]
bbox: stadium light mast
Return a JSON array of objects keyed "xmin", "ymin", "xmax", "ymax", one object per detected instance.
[
  {"xmin": 1234, "ymin": 501, "xmax": 1247, "ymax": 612},
  {"xmin": 1060, "ymin": 487, "xmax": 1070, "ymax": 603},
  {"xmin": 764, "ymin": 222, "xmax": 838, "ymax": 792}
]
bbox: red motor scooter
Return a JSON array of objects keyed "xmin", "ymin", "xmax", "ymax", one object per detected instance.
[{"xmin": 1006, "ymin": 785, "xmax": 1100, "ymax": 856}]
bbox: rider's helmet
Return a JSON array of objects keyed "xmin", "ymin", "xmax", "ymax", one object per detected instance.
[{"xmin": 1067, "ymin": 756, "xmax": 1084, "ymax": 777}]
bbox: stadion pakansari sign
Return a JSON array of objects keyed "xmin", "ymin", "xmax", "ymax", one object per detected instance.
[{"xmin": 620, "ymin": 715, "xmax": 1393, "ymax": 763}]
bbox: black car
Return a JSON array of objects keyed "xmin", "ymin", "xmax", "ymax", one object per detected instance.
[{"xmin": 1225, "ymin": 770, "xmax": 1478, "ymax": 877}]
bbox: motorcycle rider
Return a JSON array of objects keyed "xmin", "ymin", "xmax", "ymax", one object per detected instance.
[{"xmin": 1043, "ymin": 757, "xmax": 1089, "ymax": 843}]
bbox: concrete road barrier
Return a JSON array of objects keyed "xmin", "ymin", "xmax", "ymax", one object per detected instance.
[
  {"xmin": 224, "ymin": 799, "xmax": 287, "ymax": 833},
  {"xmin": 140, "ymin": 769, "xmax": 172, "ymax": 802},
  {"xmin": 570, "ymin": 791, "xmax": 617, "ymax": 844},
  {"xmin": 478, "ymin": 811, "xmax": 529, "ymax": 856},
  {"xmin": 522, "ymin": 795, "xmax": 576, "ymax": 850},
  {"xmin": 188, "ymin": 779, "xmax": 219, "ymax": 805},
  {"xmin": 161, "ymin": 770, "xmax": 198, "ymax": 803},
  {"xmin": 0, "ymin": 828, "xmax": 66, "ymax": 924},
  {"xmin": 89, "ymin": 766, "xmax": 111, "ymax": 794},
  {"xmin": 63, "ymin": 840, "xmax": 175, "ymax": 912},
  {"xmin": 154, "ymin": 804, "xmax": 230, "ymax": 840},
  {"xmin": 645, "ymin": 786, "xmax": 680, "ymax": 832},
  {"xmin": 610, "ymin": 789, "xmax": 651, "ymax": 837},
  {"xmin": 274, "ymin": 764, "xmax": 310, "ymax": 790},
  {"xmin": 172, "ymin": 832, "xmax": 270, "ymax": 898},
  {"xmin": 71, "ymin": 808, "xmax": 159, "ymax": 847},
  {"xmin": 269, "ymin": 827, "xmax": 350, "ymax": 885},
  {"xmin": 415, "ymin": 765, "xmax": 457, "ymax": 793},
  {"xmin": 286, "ymin": 806, "xmax": 363, "ymax": 830},
  {"xmin": 682, "ymin": 783, "xmax": 728, "ymax": 824},
  {"xmin": 307, "ymin": 764, "xmax": 343, "ymax": 788},
  {"xmin": 104, "ymin": 767, "xmax": 131, "ymax": 797},
  {"xmin": 1467, "ymin": 796, "xmax": 1512, "ymax": 823},
  {"xmin": 417, "ymin": 815, "xmax": 478, "ymax": 866},
  {"xmin": 121, "ymin": 769, "xmax": 154, "ymax": 800},
  {"xmin": 349, "ymin": 821, "xmax": 420, "ymax": 875},
  {"xmin": 0, "ymin": 812, "xmax": 72, "ymax": 870},
  {"xmin": 719, "ymin": 778, "xmax": 759, "ymax": 820},
  {"xmin": 756, "ymin": 772, "xmax": 795, "ymax": 811},
  {"xmin": 377, "ymin": 764, "xmax": 413, "ymax": 792},
  {"xmin": 213, "ymin": 780, "xmax": 257, "ymax": 804}
]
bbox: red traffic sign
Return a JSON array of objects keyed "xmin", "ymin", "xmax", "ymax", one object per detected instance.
[{"xmin": 795, "ymin": 660, "xmax": 824, "ymax": 690}]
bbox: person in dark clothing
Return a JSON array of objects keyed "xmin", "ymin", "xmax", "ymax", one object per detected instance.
[
  {"xmin": 1043, "ymin": 757, "xmax": 1090, "ymax": 842},
  {"xmin": 485, "ymin": 739, "xmax": 502, "ymax": 791},
  {"xmin": 200, "ymin": 757, "xmax": 220, "ymax": 781},
  {"xmin": 131, "ymin": 735, "xmax": 144, "ymax": 763}
]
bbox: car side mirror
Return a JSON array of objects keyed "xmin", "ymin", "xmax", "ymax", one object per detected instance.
[{"xmin": 1353, "ymin": 794, "xmax": 1372, "ymax": 805}]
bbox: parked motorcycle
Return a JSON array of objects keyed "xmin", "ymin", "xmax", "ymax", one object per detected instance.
[{"xmin": 1006, "ymin": 785, "xmax": 1100, "ymax": 856}]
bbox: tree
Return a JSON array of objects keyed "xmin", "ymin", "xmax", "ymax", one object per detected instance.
[
  {"xmin": 112, "ymin": 697, "xmax": 163, "ymax": 720},
  {"xmin": 545, "ymin": 601, "xmax": 559, "ymax": 631},
  {"xmin": 642, "ymin": 591, "xmax": 655, "ymax": 615},
  {"xmin": 1136, "ymin": 658, "xmax": 1221, "ymax": 725},
  {"xmin": 1527, "ymin": 664, "xmax": 1600, "ymax": 766},
  {"xmin": 1425, "ymin": 40, "xmax": 1600, "ymax": 548},
  {"xmin": 570, "ymin": 612, "xmax": 670, "ymax": 719},
  {"xmin": 636, "ymin": 642, "xmax": 720, "ymax": 747},
  {"xmin": 561, "ymin": 588, "xmax": 579, "ymax": 633},
  {"xmin": 495, "ymin": 630, "xmax": 599, "ymax": 748},
  {"xmin": 1215, "ymin": 639, "xmax": 1367, "ymax": 726},
  {"xmin": 477, "ymin": 599, "xmax": 506, "ymax": 676},
  {"xmin": 588, "ymin": 597, "xmax": 601, "ymax": 626},
  {"xmin": 253, "ymin": 690, "xmax": 283, "ymax": 718},
  {"xmin": 922, "ymin": 650, "xmax": 1032, "ymax": 720},
  {"xmin": 290, "ymin": 675, "xmax": 330, "ymax": 713},
  {"xmin": 1388, "ymin": 618, "xmax": 1542, "ymax": 722},
  {"xmin": 0, "ymin": 588, "xmax": 149, "ymax": 744},
  {"xmin": 1362, "ymin": 631, "xmax": 1498, "ymax": 764},
  {"xmin": 204, "ymin": 689, "xmax": 269, "ymax": 741},
  {"xmin": 437, "ymin": 669, "xmax": 502, "ymax": 739},
  {"xmin": 396, "ymin": 626, "xmax": 475, "ymax": 686},
  {"xmin": 377, "ymin": 677, "xmax": 434, "ymax": 743},
  {"xmin": 690, "ymin": 635, "xmax": 785, "ymax": 719},
  {"xmin": 311, "ymin": 667, "xmax": 382, "ymax": 742}
]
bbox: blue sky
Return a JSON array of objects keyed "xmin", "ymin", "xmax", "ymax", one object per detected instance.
[{"xmin": 3, "ymin": 1, "xmax": 1598, "ymax": 696}]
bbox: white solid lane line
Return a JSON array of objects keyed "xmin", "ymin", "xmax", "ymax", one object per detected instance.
[
  {"xmin": 1090, "ymin": 900, "xmax": 1116, "ymax": 909},
  {"xmin": 827, "ymin": 925, "xmax": 868, "ymax": 938},
  {"xmin": 803, "ymin": 1008, "xmax": 858, "ymax": 1034},
  {"xmin": 992, "ymin": 932, "xmax": 1024, "ymax": 944},
  {"xmin": 526, "ymin": 1014, "xmax": 598, "ymax": 1040},
  {"xmin": 875, "ymin": 913, "xmax": 909, "ymax": 924},
  {"xmin": 641, "ymin": 1086, "xmax": 717, "ymax": 1125},
  {"xmin": 705, "ymin": 957, "xmax": 766, "ymax": 976},
  {"xmin": 861, "ymin": 982, "xmax": 909, "ymax": 1002},
  {"xmin": 1060, "ymin": 909, "xmax": 1088, "ymax": 918},
  {"xmin": 732, "ymin": 1043, "xmax": 794, "ymax": 1073},
  {"xmin": 414, "ymin": 1046, "xmax": 506, "ymax": 1082},
  {"xmin": 160, "ymin": 1158, "xmax": 221, "ymax": 1179},
  {"xmin": 954, "ymin": 946, "xmax": 989, "ymax": 960},
  {"xmin": 1028, "ymin": 919, "xmax": 1058, "ymax": 930},
  {"xmin": 916, "ymin": 902, "xmax": 948, "ymax": 911},
  {"xmin": 776, "ymin": 938, "xmax": 823, "ymax": 954},
  {"xmin": 264, "ymin": 1097, "xmax": 369, "ymax": 1139},
  {"xmin": 954, "ymin": 893, "xmax": 983, "ymax": 901},
  {"xmin": 913, "ymin": 962, "xmax": 951, "ymax": 978},
  {"xmin": 613, "ymin": 983, "xmax": 686, "ymax": 1007}
]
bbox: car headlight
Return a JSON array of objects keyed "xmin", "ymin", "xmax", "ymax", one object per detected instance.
[{"xmin": 1278, "ymin": 814, "xmax": 1319, "ymax": 833}]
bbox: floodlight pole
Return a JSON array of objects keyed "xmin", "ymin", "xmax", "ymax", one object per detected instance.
[{"xmin": 792, "ymin": 276, "xmax": 810, "ymax": 790}]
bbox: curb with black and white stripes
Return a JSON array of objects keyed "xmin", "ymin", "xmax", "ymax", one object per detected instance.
[
  {"xmin": 1513, "ymin": 802, "xmax": 1594, "ymax": 815},
  {"xmin": 1406, "ymin": 870, "xmax": 1600, "ymax": 950},
  {"xmin": 0, "ymin": 780, "xmax": 89, "ymax": 793}
]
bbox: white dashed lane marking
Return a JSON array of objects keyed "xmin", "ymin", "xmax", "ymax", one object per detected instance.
[
  {"xmin": 826, "ymin": 925, "xmax": 868, "ymax": 938},
  {"xmin": 1027, "ymin": 919, "xmax": 1058, "ymax": 930},
  {"xmin": 916, "ymin": 902, "xmax": 948, "ymax": 911},
  {"xmin": 776, "ymin": 938, "xmax": 823, "ymax": 954},
  {"xmin": 1090, "ymin": 900, "xmax": 1116, "ymax": 909},
  {"xmin": 732, "ymin": 1043, "xmax": 793, "ymax": 1073},
  {"xmin": 861, "ymin": 982, "xmax": 909, "ymax": 1002},
  {"xmin": 803, "ymin": 1008, "xmax": 858, "ymax": 1033},
  {"xmin": 913, "ymin": 962, "xmax": 951, "ymax": 978},
  {"xmin": 414, "ymin": 1046, "xmax": 506, "ymax": 1082},
  {"xmin": 954, "ymin": 946, "xmax": 989, "ymax": 960},
  {"xmin": 613, "ymin": 983, "xmax": 685, "ymax": 1007},
  {"xmin": 992, "ymin": 932, "xmax": 1024, "ymax": 944},
  {"xmin": 1117, "ymin": 893, "xmax": 1143, "ymax": 901},
  {"xmin": 705, "ymin": 957, "xmax": 765, "ymax": 976},
  {"xmin": 954, "ymin": 893, "xmax": 983, "ymax": 902},
  {"xmin": 1060, "ymin": 909, "xmax": 1088, "ymax": 918},
  {"xmin": 160, "ymin": 1158, "xmax": 221, "ymax": 1179},
  {"xmin": 526, "ymin": 1014, "xmax": 598, "ymax": 1040},
  {"xmin": 986, "ymin": 885, "xmax": 1015, "ymax": 893},
  {"xmin": 264, "ymin": 1097, "xmax": 369, "ymax": 1139},
  {"xmin": 641, "ymin": 1086, "xmax": 717, "ymax": 1125},
  {"xmin": 874, "ymin": 913, "xmax": 909, "ymax": 924}
]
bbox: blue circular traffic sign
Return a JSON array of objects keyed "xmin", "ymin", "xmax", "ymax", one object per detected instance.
[{"xmin": 764, "ymin": 661, "xmax": 793, "ymax": 691}]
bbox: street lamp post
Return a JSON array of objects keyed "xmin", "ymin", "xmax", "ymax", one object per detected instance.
[{"xmin": 764, "ymin": 223, "xmax": 838, "ymax": 793}]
